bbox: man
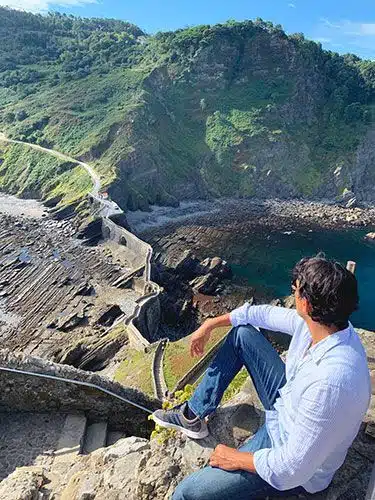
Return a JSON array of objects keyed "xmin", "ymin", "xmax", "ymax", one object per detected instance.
[{"xmin": 153, "ymin": 255, "xmax": 371, "ymax": 499}]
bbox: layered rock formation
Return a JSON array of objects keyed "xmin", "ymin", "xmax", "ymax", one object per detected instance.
[{"xmin": 0, "ymin": 212, "xmax": 140, "ymax": 369}]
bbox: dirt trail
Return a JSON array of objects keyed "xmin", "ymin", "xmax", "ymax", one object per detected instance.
[{"xmin": 0, "ymin": 132, "xmax": 101, "ymax": 196}]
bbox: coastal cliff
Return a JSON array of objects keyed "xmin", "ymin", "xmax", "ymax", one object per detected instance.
[{"xmin": 1, "ymin": 9, "xmax": 375, "ymax": 212}]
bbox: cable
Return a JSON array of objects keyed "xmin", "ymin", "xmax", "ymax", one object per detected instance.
[{"xmin": 0, "ymin": 366, "xmax": 153, "ymax": 414}]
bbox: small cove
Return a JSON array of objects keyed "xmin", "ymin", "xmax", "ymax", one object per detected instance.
[
  {"xmin": 136, "ymin": 201, "xmax": 375, "ymax": 331},
  {"xmin": 230, "ymin": 227, "xmax": 375, "ymax": 330}
]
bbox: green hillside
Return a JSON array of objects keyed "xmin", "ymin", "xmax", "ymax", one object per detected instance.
[
  {"xmin": 1, "ymin": 8, "xmax": 375, "ymax": 210},
  {"xmin": 0, "ymin": 142, "xmax": 91, "ymax": 206}
]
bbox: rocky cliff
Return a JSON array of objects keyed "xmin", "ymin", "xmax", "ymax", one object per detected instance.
[{"xmin": 0, "ymin": 10, "xmax": 375, "ymax": 212}]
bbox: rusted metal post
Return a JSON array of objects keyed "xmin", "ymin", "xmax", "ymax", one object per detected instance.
[{"xmin": 346, "ymin": 261, "xmax": 356, "ymax": 274}]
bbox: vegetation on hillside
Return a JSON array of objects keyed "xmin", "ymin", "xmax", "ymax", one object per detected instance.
[
  {"xmin": 0, "ymin": 8, "xmax": 375, "ymax": 208},
  {"xmin": 0, "ymin": 142, "xmax": 92, "ymax": 204},
  {"xmin": 114, "ymin": 345, "xmax": 156, "ymax": 396}
]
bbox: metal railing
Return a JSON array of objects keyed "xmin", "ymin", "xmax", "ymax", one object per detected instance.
[{"xmin": 0, "ymin": 365, "xmax": 153, "ymax": 414}]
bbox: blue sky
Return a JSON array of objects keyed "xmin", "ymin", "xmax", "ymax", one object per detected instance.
[{"xmin": 2, "ymin": 0, "xmax": 375, "ymax": 60}]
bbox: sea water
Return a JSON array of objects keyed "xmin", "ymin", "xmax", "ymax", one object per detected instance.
[{"xmin": 230, "ymin": 227, "xmax": 375, "ymax": 330}]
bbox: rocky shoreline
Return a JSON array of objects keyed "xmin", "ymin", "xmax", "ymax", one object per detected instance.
[
  {"xmin": 137, "ymin": 198, "xmax": 375, "ymax": 239},
  {"xmin": 139, "ymin": 198, "xmax": 375, "ymax": 335}
]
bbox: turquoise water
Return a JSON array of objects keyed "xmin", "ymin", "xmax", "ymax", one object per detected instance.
[{"xmin": 230, "ymin": 227, "xmax": 375, "ymax": 331}]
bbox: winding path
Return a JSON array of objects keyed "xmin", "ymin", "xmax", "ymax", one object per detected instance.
[{"xmin": 0, "ymin": 132, "xmax": 101, "ymax": 196}]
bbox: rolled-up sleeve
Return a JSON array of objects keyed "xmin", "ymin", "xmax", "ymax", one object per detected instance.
[
  {"xmin": 253, "ymin": 382, "xmax": 350, "ymax": 490},
  {"xmin": 230, "ymin": 304, "xmax": 301, "ymax": 336}
]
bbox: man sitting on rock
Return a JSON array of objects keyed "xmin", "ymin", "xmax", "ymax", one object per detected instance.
[{"xmin": 153, "ymin": 255, "xmax": 371, "ymax": 499}]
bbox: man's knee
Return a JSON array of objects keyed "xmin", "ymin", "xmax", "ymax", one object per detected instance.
[
  {"xmin": 172, "ymin": 477, "xmax": 200, "ymax": 500},
  {"xmin": 230, "ymin": 324, "xmax": 261, "ymax": 346}
]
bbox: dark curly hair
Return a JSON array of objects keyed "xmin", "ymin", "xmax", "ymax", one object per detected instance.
[{"xmin": 292, "ymin": 253, "xmax": 359, "ymax": 329}]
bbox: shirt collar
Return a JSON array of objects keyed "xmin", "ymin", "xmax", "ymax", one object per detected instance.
[{"xmin": 309, "ymin": 323, "xmax": 352, "ymax": 364}]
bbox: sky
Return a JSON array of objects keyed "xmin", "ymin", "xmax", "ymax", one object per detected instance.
[{"xmin": 1, "ymin": 0, "xmax": 375, "ymax": 60}]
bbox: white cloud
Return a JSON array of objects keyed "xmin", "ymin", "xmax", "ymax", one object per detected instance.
[
  {"xmin": 312, "ymin": 18, "xmax": 375, "ymax": 59},
  {"xmin": 315, "ymin": 37, "xmax": 332, "ymax": 43},
  {"xmin": 358, "ymin": 23, "xmax": 375, "ymax": 36},
  {"xmin": 0, "ymin": 0, "xmax": 97, "ymax": 13},
  {"xmin": 320, "ymin": 18, "xmax": 375, "ymax": 37},
  {"xmin": 288, "ymin": 3, "xmax": 296, "ymax": 7},
  {"xmin": 320, "ymin": 18, "xmax": 341, "ymax": 30}
]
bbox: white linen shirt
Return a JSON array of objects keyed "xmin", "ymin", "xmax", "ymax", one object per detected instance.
[{"xmin": 230, "ymin": 304, "xmax": 371, "ymax": 493}]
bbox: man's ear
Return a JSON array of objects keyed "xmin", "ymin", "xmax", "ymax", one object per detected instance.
[{"xmin": 304, "ymin": 297, "xmax": 313, "ymax": 315}]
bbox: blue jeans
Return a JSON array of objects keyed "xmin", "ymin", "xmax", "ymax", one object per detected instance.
[{"xmin": 173, "ymin": 325, "xmax": 305, "ymax": 500}]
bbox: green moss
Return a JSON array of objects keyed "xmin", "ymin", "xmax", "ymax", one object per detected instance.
[
  {"xmin": 221, "ymin": 368, "xmax": 249, "ymax": 404},
  {"xmin": 108, "ymin": 322, "xmax": 128, "ymax": 339},
  {"xmin": 163, "ymin": 327, "xmax": 230, "ymax": 390},
  {"xmin": 114, "ymin": 346, "xmax": 155, "ymax": 396}
]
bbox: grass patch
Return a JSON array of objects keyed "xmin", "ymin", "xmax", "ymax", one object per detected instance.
[
  {"xmin": 221, "ymin": 368, "xmax": 249, "ymax": 404},
  {"xmin": 0, "ymin": 142, "xmax": 92, "ymax": 206},
  {"xmin": 163, "ymin": 326, "xmax": 230, "ymax": 390},
  {"xmin": 114, "ymin": 345, "xmax": 155, "ymax": 397}
]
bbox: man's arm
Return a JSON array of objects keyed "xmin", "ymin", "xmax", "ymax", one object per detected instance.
[
  {"xmin": 230, "ymin": 304, "xmax": 302, "ymax": 336},
  {"xmin": 209, "ymin": 383, "xmax": 355, "ymax": 490},
  {"xmin": 190, "ymin": 305, "xmax": 301, "ymax": 357},
  {"xmin": 190, "ymin": 313, "xmax": 231, "ymax": 357}
]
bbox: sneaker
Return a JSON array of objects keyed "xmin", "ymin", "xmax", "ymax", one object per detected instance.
[{"xmin": 152, "ymin": 402, "xmax": 209, "ymax": 440}]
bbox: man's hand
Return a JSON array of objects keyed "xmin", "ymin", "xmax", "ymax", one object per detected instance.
[
  {"xmin": 190, "ymin": 323, "xmax": 211, "ymax": 357},
  {"xmin": 190, "ymin": 313, "xmax": 231, "ymax": 358},
  {"xmin": 209, "ymin": 444, "xmax": 255, "ymax": 473}
]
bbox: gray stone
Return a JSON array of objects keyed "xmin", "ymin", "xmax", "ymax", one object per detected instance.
[
  {"xmin": 0, "ymin": 348, "xmax": 159, "ymax": 435},
  {"xmin": 0, "ymin": 466, "xmax": 45, "ymax": 500},
  {"xmin": 345, "ymin": 197, "xmax": 357, "ymax": 209},
  {"xmin": 99, "ymin": 436, "xmax": 150, "ymax": 464},
  {"xmin": 364, "ymin": 232, "xmax": 375, "ymax": 244},
  {"xmin": 106, "ymin": 430, "xmax": 127, "ymax": 446},
  {"xmin": 82, "ymin": 421, "xmax": 108, "ymax": 454},
  {"xmin": 54, "ymin": 413, "xmax": 87, "ymax": 463}
]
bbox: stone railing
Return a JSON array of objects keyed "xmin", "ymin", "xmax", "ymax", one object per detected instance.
[
  {"xmin": 152, "ymin": 338, "xmax": 168, "ymax": 401},
  {"xmin": 87, "ymin": 194, "xmax": 161, "ymax": 350},
  {"xmin": 0, "ymin": 349, "xmax": 160, "ymax": 436}
]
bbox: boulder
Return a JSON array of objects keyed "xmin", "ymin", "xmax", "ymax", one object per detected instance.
[
  {"xmin": 365, "ymin": 232, "xmax": 375, "ymax": 244},
  {"xmin": 164, "ymin": 249, "xmax": 200, "ymax": 278},
  {"xmin": 190, "ymin": 257, "xmax": 232, "ymax": 294},
  {"xmin": 0, "ymin": 467, "xmax": 45, "ymax": 500},
  {"xmin": 190, "ymin": 274, "xmax": 219, "ymax": 294},
  {"xmin": 198, "ymin": 256, "xmax": 231, "ymax": 279},
  {"xmin": 341, "ymin": 188, "xmax": 356, "ymax": 203}
]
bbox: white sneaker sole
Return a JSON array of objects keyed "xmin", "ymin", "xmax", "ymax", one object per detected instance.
[{"xmin": 152, "ymin": 413, "xmax": 209, "ymax": 440}]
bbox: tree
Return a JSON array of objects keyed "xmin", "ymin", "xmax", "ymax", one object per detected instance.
[{"xmin": 344, "ymin": 102, "xmax": 362, "ymax": 123}]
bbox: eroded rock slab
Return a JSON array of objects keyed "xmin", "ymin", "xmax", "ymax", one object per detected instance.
[{"xmin": 0, "ymin": 213, "xmax": 139, "ymax": 368}]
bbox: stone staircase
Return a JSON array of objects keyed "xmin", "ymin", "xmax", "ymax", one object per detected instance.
[{"xmin": 0, "ymin": 411, "xmax": 126, "ymax": 481}]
